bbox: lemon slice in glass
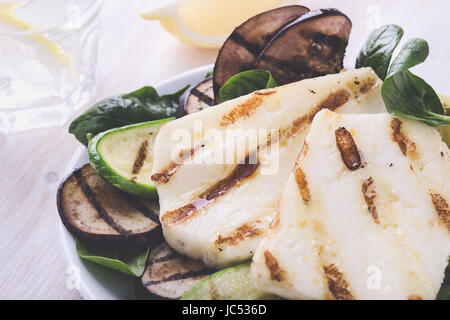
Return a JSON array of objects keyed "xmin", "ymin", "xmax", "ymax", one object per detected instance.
[
  {"xmin": 0, "ymin": 1, "xmax": 72, "ymax": 70},
  {"xmin": 141, "ymin": 0, "xmax": 295, "ymax": 48}
]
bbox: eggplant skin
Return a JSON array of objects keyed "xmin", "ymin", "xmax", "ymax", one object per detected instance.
[
  {"xmin": 213, "ymin": 5, "xmax": 310, "ymax": 103},
  {"xmin": 213, "ymin": 6, "xmax": 352, "ymax": 102},
  {"xmin": 57, "ymin": 164, "xmax": 163, "ymax": 245},
  {"xmin": 136, "ymin": 242, "xmax": 214, "ymax": 300},
  {"xmin": 177, "ymin": 78, "xmax": 215, "ymax": 118},
  {"xmin": 255, "ymin": 8, "xmax": 352, "ymax": 86},
  {"xmin": 134, "ymin": 279, "xmax": 163, "ymax": 300},
  {"xmin": 135, "ymin": 279, "xmax": 171, "ymax": 300}
]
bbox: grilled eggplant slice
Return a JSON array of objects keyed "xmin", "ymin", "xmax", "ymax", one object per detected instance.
[
  {"xmin": 213, "ymin": 5, "xmax": 310, "ymax": 103},
  {"xmin": 251, "ymin": 110, "xmax": 450, "ymax": 300},
  {"xmin": 136, "ymin": 242, "xmax": 215, "ymax": 300},
  {"xmin": 255, "ymin": 8, "xmax": 352, "ymax": 85},
  {"xmin": 57, "ymin": 164, "xmax": 162, "ymax": 244},
  {"xmin": 177, "ymin": 78, "xmax": 215, "ymax": 118}
]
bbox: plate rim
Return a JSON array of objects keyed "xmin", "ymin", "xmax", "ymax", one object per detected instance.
[{"xmin": 57, "ymin": 63, "xmax": 214, "ymax": 300}]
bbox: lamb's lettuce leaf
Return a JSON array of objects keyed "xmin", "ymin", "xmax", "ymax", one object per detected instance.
[
  {"xmin": 386, "ymin": 38, "xmax": 429, "ymax": 77},
  {"xmin": 356, "ymin": 25, "xmax": 404, "ymax": 80},
  {"xmin": 357, "ymin": 25, "xmax": 450, "ymax": 127}
]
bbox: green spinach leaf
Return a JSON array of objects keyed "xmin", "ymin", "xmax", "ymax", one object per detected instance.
[
  {"xmin": 219, "ymin": 70, "xmax": 277, "ymax": 103},
  {"xmin": 69, "ymin": 85, "xmax": 189, "ymax": 146},
  {"xmin": 356, "ymin": 25, "xmax": 404, "ymax": 80},
  {"xmin": 76, "ymin": 239, "xmax": 149, "ymax": 277}
]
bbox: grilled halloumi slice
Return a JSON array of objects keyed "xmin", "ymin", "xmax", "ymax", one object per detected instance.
[
  {"xmin": 152, "ymin": 68, "xmax": 385, "ymax": 268},
  {"xmin": 251, "ymin": 109, "xmax": 450, "ymax": 300}
]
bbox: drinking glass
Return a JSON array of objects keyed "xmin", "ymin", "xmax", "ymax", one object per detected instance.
[{"xmin": 0, "ymin": 0, "xmax": 102, "ymax": 133}]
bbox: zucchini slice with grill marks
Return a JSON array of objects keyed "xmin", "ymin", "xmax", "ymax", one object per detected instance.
[
  {"xmin": 88, "ymin": 118, "xmax": 173, "ymax": 199},
  {"xmin": 181, "ymin": 262, "xmax": 277, "ymax": 300}
]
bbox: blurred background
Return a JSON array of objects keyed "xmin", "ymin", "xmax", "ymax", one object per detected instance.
[{"xmin": 0, "ymin": 0, "xmax": 449, "ymax": 299}]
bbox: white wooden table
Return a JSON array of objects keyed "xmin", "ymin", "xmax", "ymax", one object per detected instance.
[
  {"xmin": 1, "ymin": 0, "xmax": 448, "ymax": 300},
  {"xmin": 0, "ymin": 0, "xmax": 218, "ymax": 299}
]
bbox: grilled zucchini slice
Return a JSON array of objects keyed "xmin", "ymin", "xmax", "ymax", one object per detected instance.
[
  {"xmin": 181, "ymin": 262, "xmax": 276, "ymax": 300},
  {"xmin": 88, "ymin": 118, "xmax": 173, "ymax": 199}
]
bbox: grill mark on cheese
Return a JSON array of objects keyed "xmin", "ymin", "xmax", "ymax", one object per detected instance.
[
  {"xmin": 335, "ymin": 127, "xmax": 361, "ymax": 170},
  {"xmin": 74, "ymin": 169, "xmax": 131, "ymax": 236},
  {"xmin": 391, "ymin": 118, "xmax": 419, "ymax": 159},
  {"xmin": 294, "ymin": 165, "xmax": 311, "ymax": 205},
  {"xmin": 294, "ymin": 142, "xmax": 311, "ymax": 204},
  {"xmin": 408, "ymin": 295, "xmax": 423, "ymax": 300},
  {"xmin": 255, "ymin": 88, "xmax": 277, "ymax": 96},
  {"xmin": 269, "ymin": 212, "xmax": 280, "ymax": 230},
  {"xmin": 430, "ymin": 192, "xmax": 450, "ymax": 232},
  {"xmin": 281, "ymin": 89, "xmax": 350, "ymax": 140},
  {"xmin": 154, "ymin": 90, "xmax": 350, "ymax": 184},
  {"xmin": 220, "ymin": 95, "xmax": 264, "ymax": 127},
  {"xmin": 152, "ymin": 147, "xmax": 198, "ymax": 185},
  {"xmin": 161, "ymin": 156, "xmax": 260, "ymax": 226},
  {"xmin": 264, "ymin": 251, "xmax": 286, "ymax": 282},
  {"xmin": 215, "ymin": 221, "xmax": 264, "ymax": 250},
  {"xmin": 315, "ymin": 89, "xmax": 351, "ymax": 113},
  {"xmin": 362, "ymin": 177, "xmax": 379, "ymax": 224},
  {"xmin": 298, "ymin": 141, "xmax": 309, "ymax": 160},
  {"xmin": 323, "ymin": 264, "xmax": 354, "ymax": 300},
  {"xmin": 311, "ymin": 220, "xmax": 350, "ymax": 300},
  {"xmin": 280, "ymin": 115, "xmax": 309, "ymax": 141}
]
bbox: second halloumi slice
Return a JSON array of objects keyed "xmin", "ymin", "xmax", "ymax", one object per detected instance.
[
  {"xmin": 251, "ymin": 109, "xmax": 450, "ymax": 300},
  {"xmin": 152, "ymin": 68, "xmax": 385, "ymax": 268}
]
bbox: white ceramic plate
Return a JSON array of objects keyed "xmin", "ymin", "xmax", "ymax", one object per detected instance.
[
  {"xmin": 57, "ymin": 1, "xmax": 450, "ymax": 300},
  {"xmin": 57, "ymin": 64, "xmax": 213, "ymax": 300}
]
